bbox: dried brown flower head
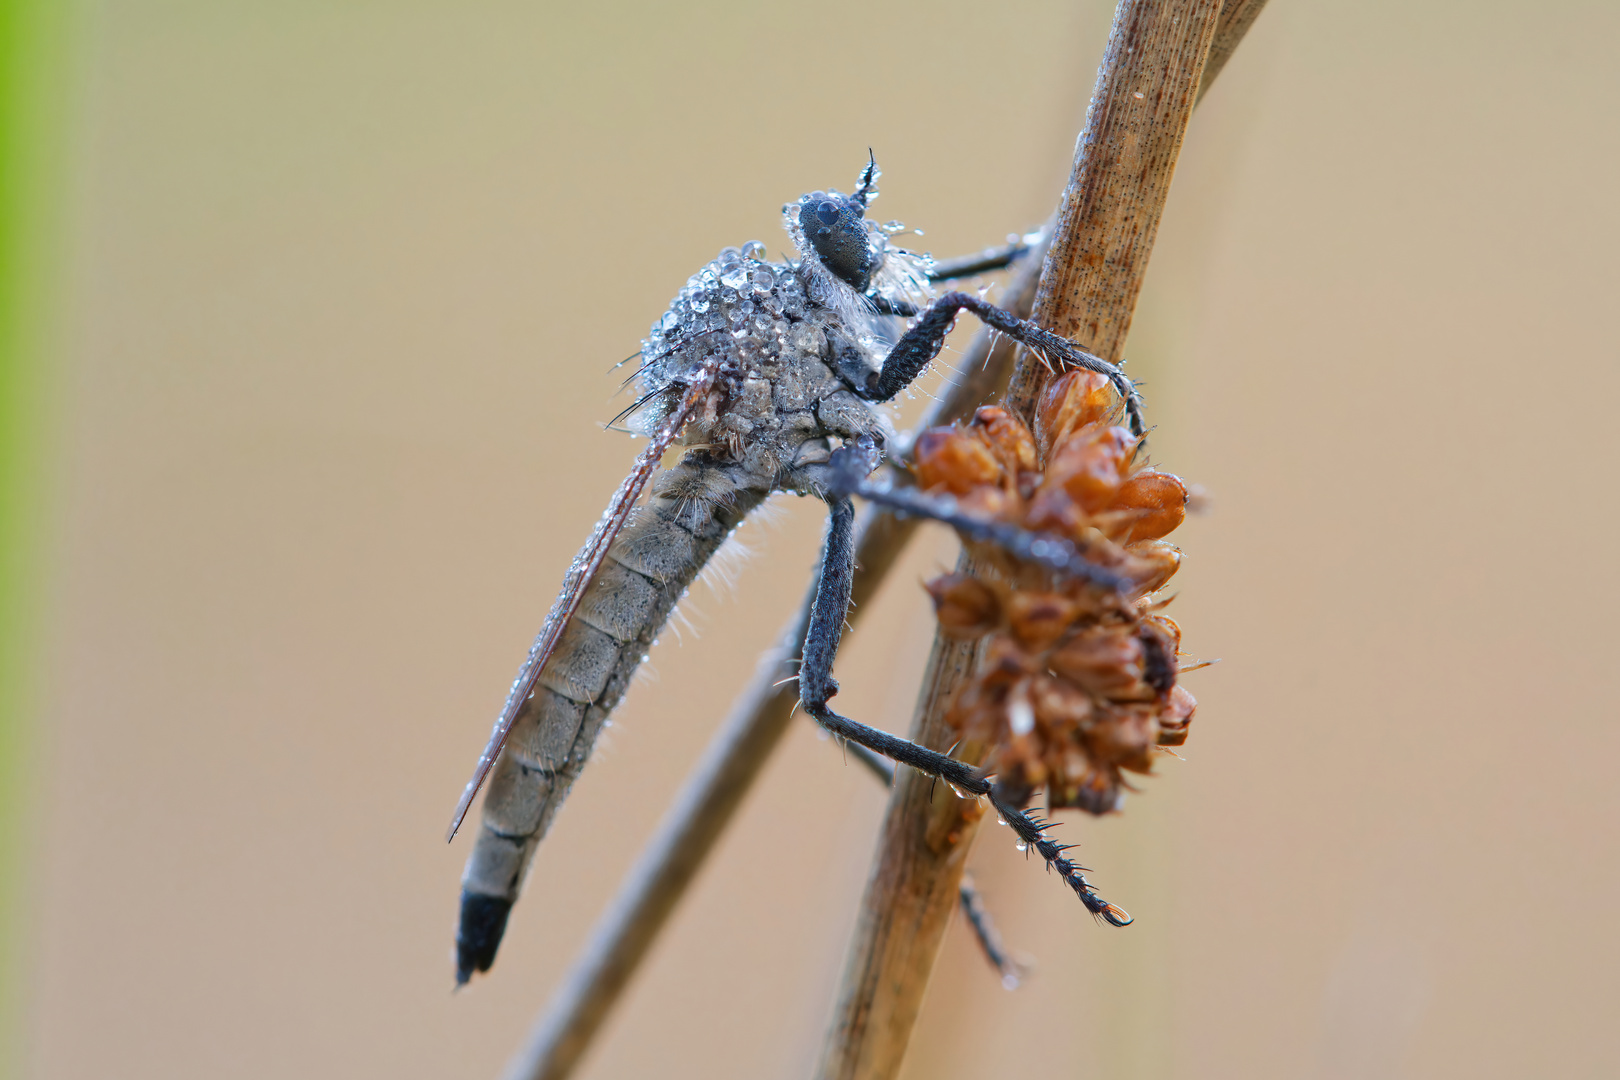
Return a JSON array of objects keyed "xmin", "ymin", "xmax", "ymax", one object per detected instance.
[{"xmin": 914, "ymin": 369, "xmax": 1199, "ymax": 815}]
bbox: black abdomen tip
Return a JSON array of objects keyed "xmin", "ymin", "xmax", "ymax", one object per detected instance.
[{"xmin": 455, "ymin": 891, "xmax": 513, "ymax": 985}]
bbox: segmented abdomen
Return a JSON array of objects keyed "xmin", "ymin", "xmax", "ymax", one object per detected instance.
[{"xmin": 456, "ymin": 461, "xmax": 765, "ymax": 982}]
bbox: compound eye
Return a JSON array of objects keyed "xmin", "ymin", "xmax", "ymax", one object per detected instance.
[{"xmin": 796, "ymin": 192, "xmax": 877, "ymax": 291}]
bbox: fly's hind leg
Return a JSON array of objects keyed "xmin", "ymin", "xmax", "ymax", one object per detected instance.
[{"xmin": 798, "ymin": 491, "xmax": 1131, "ymax": 926}]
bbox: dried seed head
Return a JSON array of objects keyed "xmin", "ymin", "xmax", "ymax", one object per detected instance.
[
  {"xmin": 1003, "ymin": 590, "xmax": 1081, "ymax": 653},
  {"xmin": 1035, "ymin": 369, "xmax": 1116, "ymax": 459},
  {"xmin": 1048, "ymin": 425, "xmax": 1140, "ymax": 513},
  {"xmin": 1088, "ymin": 704, "xmax": 1160, "ymax": 774},
  {"xmin": 1157, "ymin": 685, "xmax": 1197, "ymax": 746},
  {"xmin": 1053, "ymin": 766, "xmax": 1122, "ymax": 815},
  {"xmin": 969, "ymin": 405, "xmax": 1038, "ymax": 476},
  {"xmin": 1030, "ymin": 673, "xmax": 1095, "ymax": 729},
  {"xmin": 926, "ymin": 573, "xmax": 1001, "ymax": 639},
  {"xmin": 911, "ymin": 401, "xmax": 1203, "ymax": 818},
  {"xmin": 1048, "ymin": 626, "xmax": 1148, "ymax": 701},
  {"xmin": 1145, "ymin": 613, "xmax": 1182, "ymax": 653},
  {"xmin": 914, "ymin": 427, "xmax": 1004, "ymax": 495},
  {"xmin": 1108, "ymin": 470, "xmax": 1189, "ymax": 542},
  {"xmin": 1122, "ymin": 540, "xmax": 1182, "ymax": 595}
]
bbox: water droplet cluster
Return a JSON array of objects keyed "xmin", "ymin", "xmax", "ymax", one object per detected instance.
[{"xmin": 633, "ymin": 243, "xmax": 822, "ymax": 434}]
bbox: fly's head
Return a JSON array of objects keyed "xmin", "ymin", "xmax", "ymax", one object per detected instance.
[
  {"xmin": 788, "ymin": 153, "xmax": 885, "ymax": 294},
  {"xmin": 794, "ymin": 186, "xmax": 878, "ymax": 293},
  {"xmin": 786, "ymin": 155, "xmax": 878, "ymax": 288},
  {"xmin": 785, "ymin": 153, "xmax": 934, "ymax": 324}
]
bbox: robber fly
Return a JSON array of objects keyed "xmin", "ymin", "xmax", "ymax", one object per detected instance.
[{"xmin": 447, "ymin": 155, "xmax": 1141, "ymax": 984}]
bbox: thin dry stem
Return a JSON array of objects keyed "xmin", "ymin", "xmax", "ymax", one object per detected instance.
[
  {"xmin": 815, "ymin": 2, "xmax": 1227, "ymax": 1077},
  {"xmin": 1198, "ymin": 0, "xmax": 1269, "ymax": 104}
]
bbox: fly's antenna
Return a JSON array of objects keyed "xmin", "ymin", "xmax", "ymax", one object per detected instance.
[{"xmin": 854, "ymin": 149, "xmax": 879, "ymax": 209}]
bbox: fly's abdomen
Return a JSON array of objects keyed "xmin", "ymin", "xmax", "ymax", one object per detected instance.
[{"xmin": 456, "ymin": 462, "xmax": 764, "ymax": 982}]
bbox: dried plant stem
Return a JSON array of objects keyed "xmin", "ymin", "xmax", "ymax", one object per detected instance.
[
  {"xmin": 815, "ymin": 3, "xmax": 1225, "ymax": 1077},
  {"xmin": 1198, "ymin": 0, "xmax": 1269, "ymax": 104},
  {"xmin": 1006, "ymin": 0, "xmax": 1225, "ymax": 416}
]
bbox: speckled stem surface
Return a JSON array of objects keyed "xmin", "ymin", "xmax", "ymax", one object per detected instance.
[{"xmin": 816, "ymin": 2, "xmax": 1228, "ymax": 1077}]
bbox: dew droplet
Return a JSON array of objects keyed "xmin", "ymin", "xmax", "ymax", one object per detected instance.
[{"xmin": 1008, "ymin": 683, "xmax": 1035, "ymax": 737}]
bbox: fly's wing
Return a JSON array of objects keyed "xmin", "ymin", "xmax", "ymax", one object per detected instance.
[{"xmin": 446, "ymin": 358, "xmax": 721, "ymax": 841}]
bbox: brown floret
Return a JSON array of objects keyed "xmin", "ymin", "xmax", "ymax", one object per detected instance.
[{"xmin": 917, "ymin": 370, "xmax": 1202, "ymax": 816}]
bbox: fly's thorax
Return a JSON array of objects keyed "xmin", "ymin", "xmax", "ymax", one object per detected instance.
[
  {"xmin": 781, "ymin": 188, "xmax": 936, "ymax": 320},
  {"xmin": 636, "ymin": 244, "xmax": 808, "ymax": 401},
  {"xmin": 631, "ymin": 244, "xmax": 892, "ymax": 480}
]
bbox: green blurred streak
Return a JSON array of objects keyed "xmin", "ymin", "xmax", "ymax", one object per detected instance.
[{"xmin": 1, "ymin": 0, "xmax": 77, "ymax": 1074}]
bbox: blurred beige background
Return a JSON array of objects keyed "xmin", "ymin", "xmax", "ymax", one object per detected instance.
[{"xmin": 18, "ymin": 1, "xmax": 1620, "ymax": 1077}]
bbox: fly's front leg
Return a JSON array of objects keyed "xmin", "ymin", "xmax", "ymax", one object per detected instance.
[
  {"xmin": 925, "ymin": 236, "xmax": 1036, "ymax": 284},
  {"xmin": 860, "ymin": 291, "xmax": 1144, "ymax": 438},
  {"xmin": 798, "ymin": 488, "xmax": 1130, "ymax": 925}
]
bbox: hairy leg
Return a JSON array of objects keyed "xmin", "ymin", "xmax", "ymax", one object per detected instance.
[
  {"xmin": 798, "ymin": 494, "xmax": 1131, "ymax": 925},
  {"xmin": 862, "ymin": 291, "xmax": 1144, "ymax": 439}
]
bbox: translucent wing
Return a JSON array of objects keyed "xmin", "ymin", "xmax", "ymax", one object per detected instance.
[{"xmin": 446, "ymin": 359, "xmax": 722, "ymax": 841}]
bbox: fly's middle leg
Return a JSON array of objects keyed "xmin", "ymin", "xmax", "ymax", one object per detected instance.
[
  {"xmin": 797, "ymin": 494, "xmax": 1131, "ymax": 925},
  {"xmin": 795, "ymin": 498, "xmax": 980, "ymax": 791}
]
